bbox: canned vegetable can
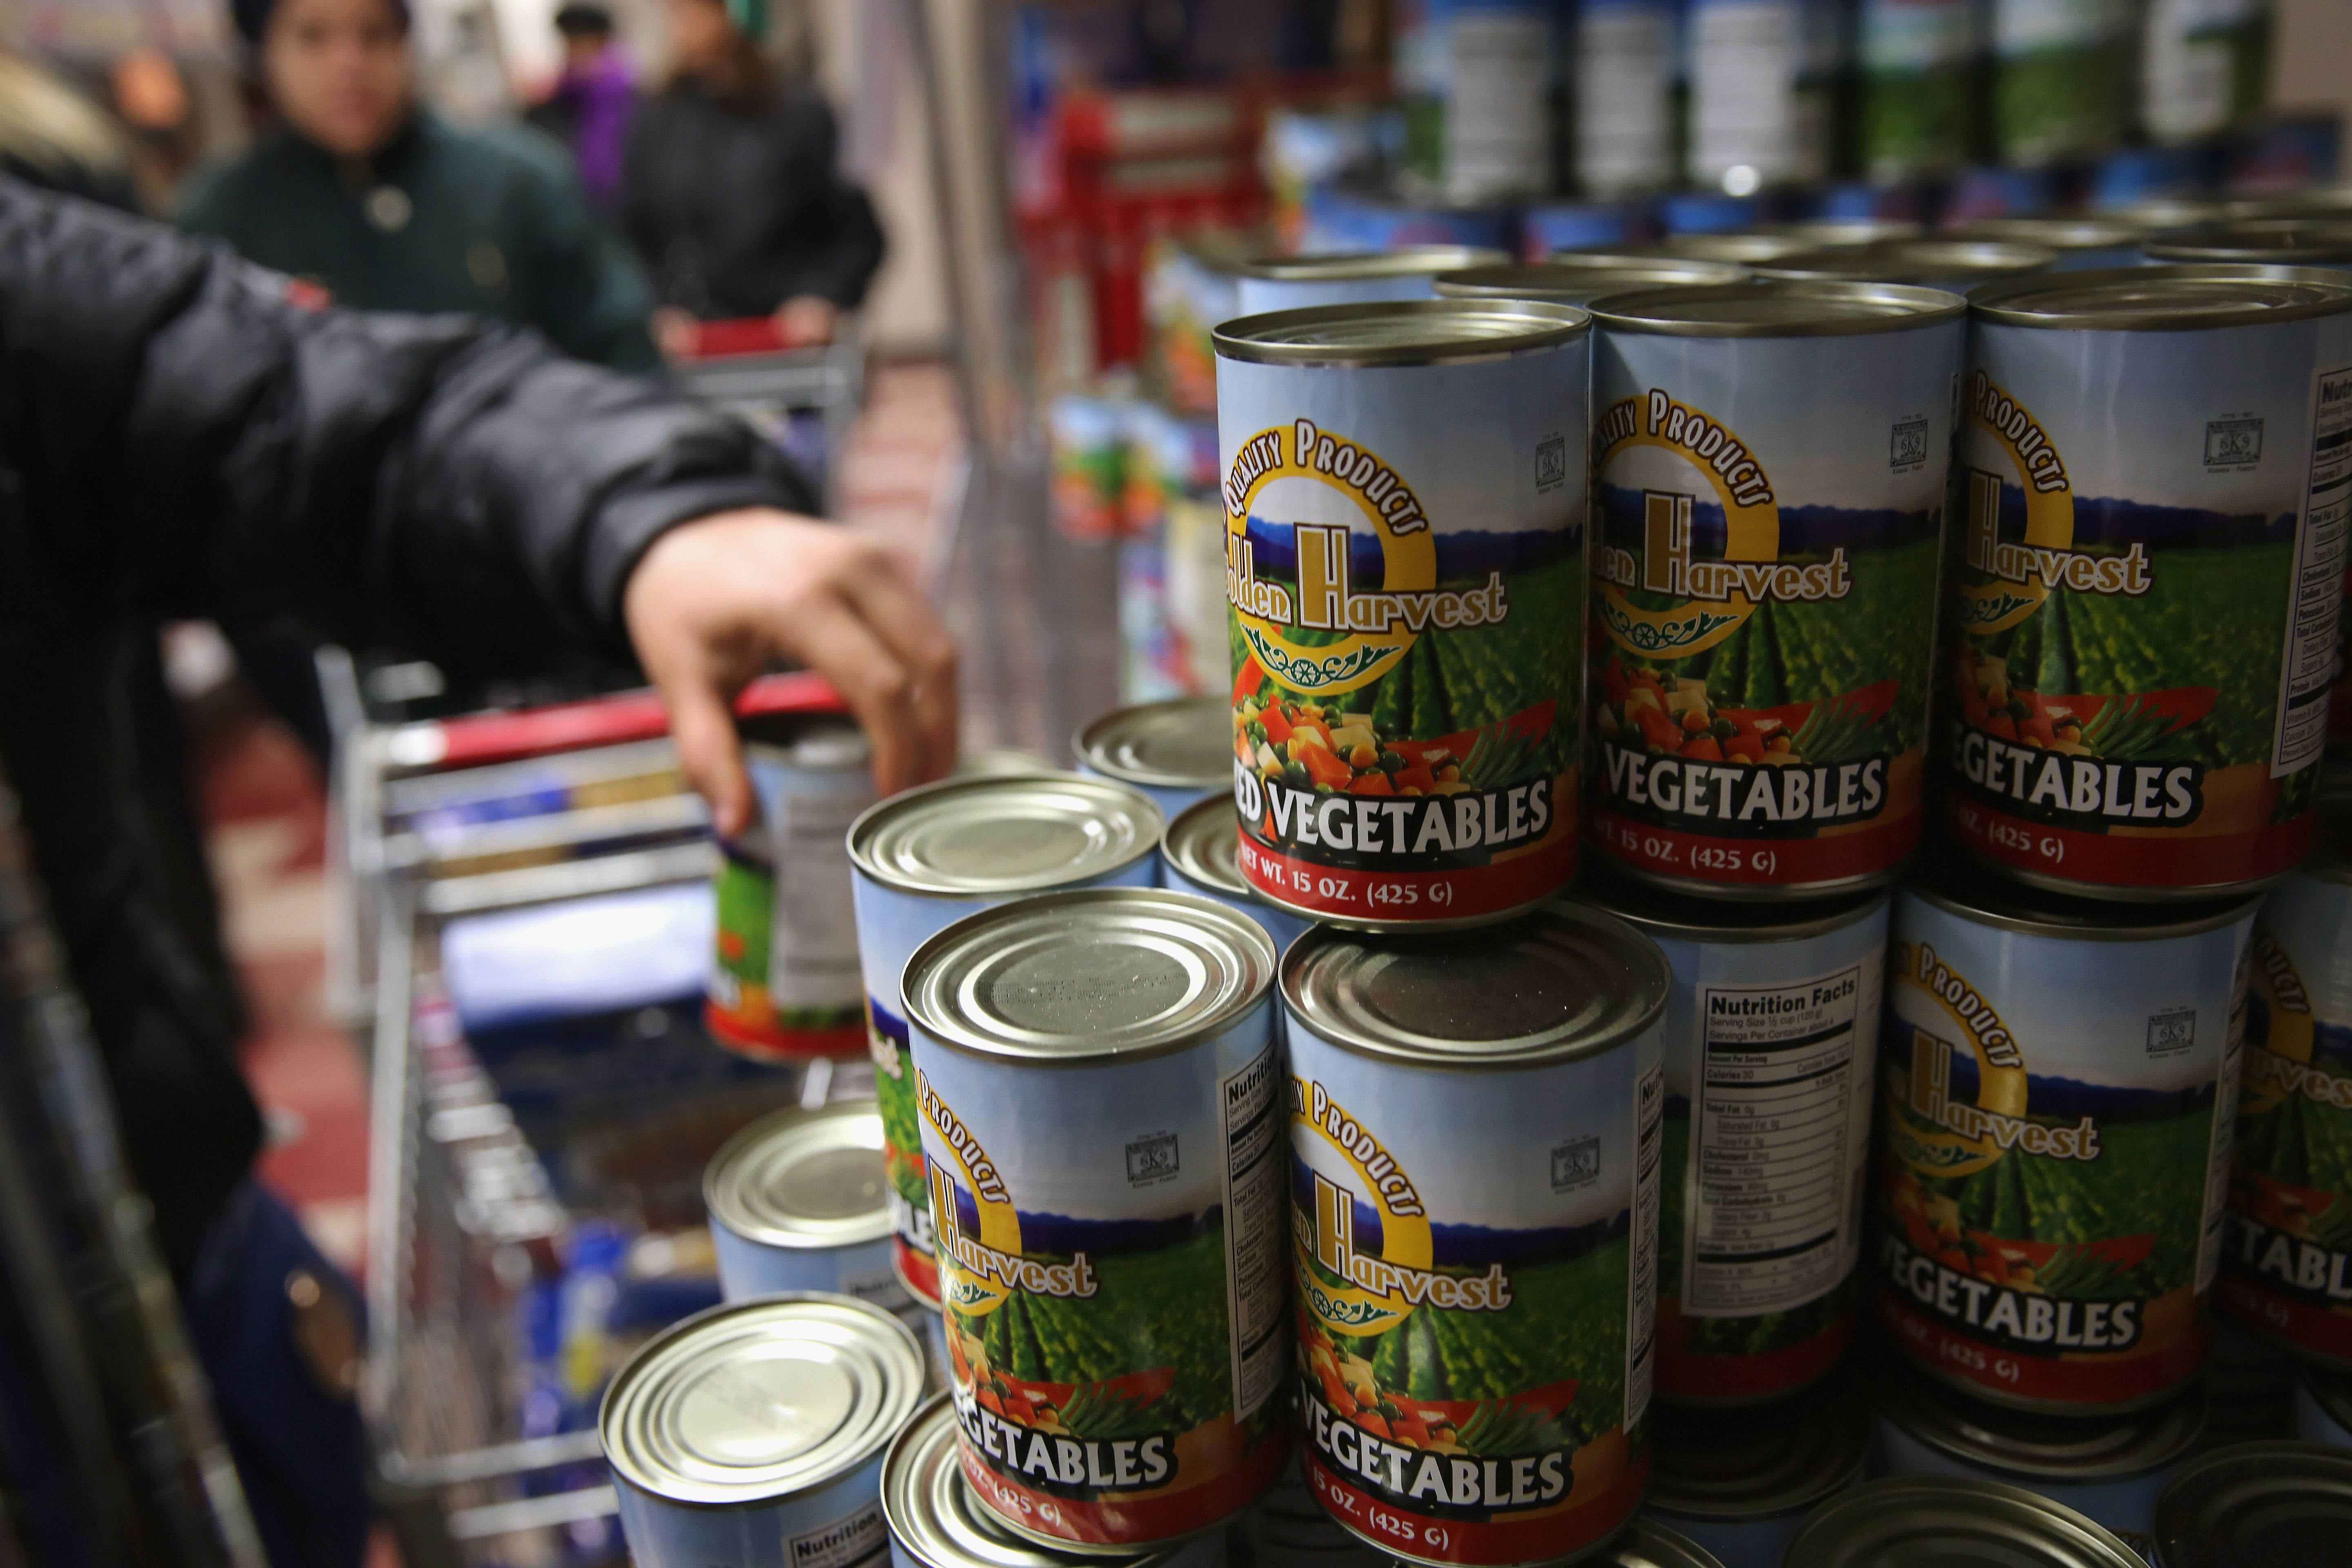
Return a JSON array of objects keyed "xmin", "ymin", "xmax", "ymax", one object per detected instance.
[
  {"xmin": 1988, "ymin": 0, "xmax": 2130, "ymax": 167},
  {"xmin": 1232, "ymin": 249, "xmax": 1510, "ymax": 318},
  {"xmin": 1077, "ymin": 697, "xmax": 1236, "ymax": 818},
  {"xmin": 2152, "ymin": 1440, "xmax": 2352, "ymax": 1564},
  {"xmin": 1781, "ymin": 1476, "xmax": 2147, "ymax": 1567},
  {"xmin": 2294, "ymin": 1366, "xmax": 2352, "ymax": 1448},
  {"xmin": 1586, "ymin": 281, "xmax": 1965, "ymax": 898},
  {"xmin": 1217, "ymin": 301, "xmax": 1590, "ymax": 930},
  {"xmin": 1283, "ymin": 904, "xmax": 1671, "ymax": 1566},
  {"xmin": 883, "ymin": 1394, "xmax": 1226, "ymax": 1568},
  {"xmin": 710, "ymin": 718, "xmax": 876, "ymax": 1060},
  {"xmin": 1643, "ymin": 1363, "xmax": 1868, "ymax": 1568},
  {"xmin": 1580, "ymin": 874, "xmax": 1887, "ymax": 1404},
  {"xmin": 1855, "ymin": 0, "xmax": 1978, "ymax": 182},
  {"xmin": 2218, "ymin": 830, "xmax": 2352, "ymax": 1365},
  {"xmin": 707, "ymin": 1099, "xmax": 909, "ymax": 1310},
  {"xmin": 851, "ymin": 777, "xmax": 1164, "ymax": 1303},
  {"xmin": 902, "ymin": 889, "xmax": 1287, "ymax": 1549},
  {"xmin": 1867, "ymin": 1353, "xmax": 2203, "ymax": 1552},
  {"xmin": 1875, "ymin": 862, "xmax": 2256, "ymax": 1413},
  {"xmin": 1940, "ymin": 267, "xmax": 2352, "ymax": 899},
  {"xmin": 1161, "ymin": 796, "xmax": 1315, "ymax": 956},
  {"xmin": 602, "ymin": 1294, "xmax": 927, "ymax": 1568},
  {"xmin": 1570, "ymin": 0, "xmax": 1674, "ymax": 200},
  {"xmin": 1432, "ymin": 261, "xmax": 1748, "ymax": 307},
  {"xmin": 1953, "ymin": 218, "xmax": 2156, "ymax": 272},
  {"xmin": 2141, "ymin": 0, "xmax": 2273, "ymax": 147},
  {"xmin": 1394, "ymin": 0, "xmax": 1559, "ymax": 204},
  {"xmin": 1683, "ymin": 0, "xmax": 1841, "ymax": 192},
  {"xmin": 2145, "ymin": 220, "xmax": 2352, "ymax": 271}
]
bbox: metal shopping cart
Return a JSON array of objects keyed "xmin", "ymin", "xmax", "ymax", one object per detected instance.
[
  {"xmin": 672, "ymin": 318, "xmax": 868, "ymax": 516},
  {"xmin": 354, "ymin": 675, "xmax": 873, "ymax": 1568}
]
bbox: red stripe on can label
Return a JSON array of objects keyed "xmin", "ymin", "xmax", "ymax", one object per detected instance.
[
  {"xmin": 1875, "ymin": 1285, "xmax": 2209, "ymax": 1410},
  {"xmin": 1654, "ymin": 1305, "xmax": 1853, "ymax": 1404},
  {"xmin": 1302, "ymin": 1436, "xmax": 1650, "ymax": 1567},
  {"xmin": 1944, "ymin": 791, "xmax": 2314, "ymax": 892},
  {"xmin": 1592, "ymin": 805, "xmax": 1917, "ymax": 889},
  {"xmin": 1237, "ymin": 825, "xmax": 1576, "ymax": 923}
]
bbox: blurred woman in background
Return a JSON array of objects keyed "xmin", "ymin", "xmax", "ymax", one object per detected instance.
[{"xmin": 621, "ymin": 0, "xmax": 885, "ymax": 356}]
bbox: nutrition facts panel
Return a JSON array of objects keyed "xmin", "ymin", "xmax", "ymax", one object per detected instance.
[
  {"xmin": 1221, "ymin": 1047, "xmax": 1287, "ymax": 1418},
  {"xmin": 1685, "ymin": 963, "xmax": 1866, "ymax": 1315},
  {"xmin": 2277, "ymin": 362, "xmax": 2352, "ymax": 775}
]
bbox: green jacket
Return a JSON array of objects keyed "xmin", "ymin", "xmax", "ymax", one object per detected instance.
[{"xmin": 180, "ymin": 112, "xmax": 658, "ymax": 372}]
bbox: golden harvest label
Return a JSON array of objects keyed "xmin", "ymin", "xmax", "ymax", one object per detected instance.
[
  {"xmin": 1875, "ymin": 894, "xmax": 2249, "ymax": 1409},
  {"xmin": 1217, "ymin": 338, "xmax": 1586, "ymax": 926},
  {"xmin": 1586, "ymin": 318, "xmax": 1958, "ymax": 893}
]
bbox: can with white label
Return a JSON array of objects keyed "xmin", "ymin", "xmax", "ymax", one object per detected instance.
[
  {"xmin": 2143, "ymin": 0, "xmax": 2272, "ymax": 146},
  {"xmin": 707, "ymin": 1099, "xmax": 909, "ymax": 1310},
  {"xmin": 1161, "ymin": 796, "xmax": 1314, "ymax": 956},
  {"xmin": 1394, "ymin": 0, "xmax": 1559, "ymax": 203},
  {"xmin": 1579, "ymin": 873, "xmax": 1887, "ymax": 1404},
  {"xmin": 709, "ymin": 716, "xmax": 875, "ymax": 1060},
  {"xmin": 603, "ymin": 1294, "xmax": 927, "ymax": 1568},
  {"xmin": 1284, "ymin": 904, "xmax": 1672, "ymax": 1566},
  {"xmin": 903, "ymin": 889, "xmax": 1286, "ymax": 1550},
  {"xmin": 1217, "ymin": 300, "xmax": 1590, "ymax": 930},
  {"xmin": 851, "ymin": 777, "xmax": 1164, "ymax": 1303},
  {"xmin": 1586, "ymin": 281, "xmax": 1964, "ymax": 899},
  {"xmin": 1684, "ymin": 0, "xmax": 1842, "ymax": 192},
  {"xmin": 1231, "ymin": 248, "xmax": 1509, "ymax": 318},
  {"xmin": 1572, "ymin": 0, "xmax": 1675, "ymax": 199},
  {"xmin": 1869, "ymin": 1352, "xmax": 2202, "ymax": 1553},
  {"xmin": 1782, "ymin": 1477, "xmax": 2147, "ymax": 1567},
  {"xmin": 1874, "ymin": 859, "xmax": 2257, "ymax": 1413},
  {"xmin": 2218, "ymin": 827, "xmax": 2352, "ymax": 1366},
  {"xmin": 1077, "ymin": 697, "xmax": 1235, "ymax": 818},
  {"xmin": 1940, "ymin": 266, "xmax": 2352, "ymax": 900},
  {"xmin": 1644, "ymin": 1363, "xmax": 1869, "ymax": 1568}
]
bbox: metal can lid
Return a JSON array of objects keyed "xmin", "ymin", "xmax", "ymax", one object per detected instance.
[
  {"xmin": 1574, "ymin": 868, "xmax": 1886, "ymax": 946},
  {"xmin": 2105, "ymin": 197, "xmax": 2226, "ymax": 230},
  {"xmin": 849, "ymin": 775, "xmax": 1162, "ymax": 898},
  {"xmin": 884, "ymin": 1394, "xmax": 1182, "ymax": 1568},
  {"xmin": 2146, "ymin": 218, "xmax": 2352, "ymax": 265},
  {"xmin": 1162, "ymin": 795, "xmax": 1248, "ymax": 898},
  {"xmin": 1967, "ymin": 263, "xmax": 2352, "ymax": 329},
  {"xmin": 1769, "ymin": 216, "xmax": 1928, "ymax": 247},
  {"xmin": 1281, "ymin": 902, "xmax": 1668, "ymax": 1070},
  {"xmin": 704, "ymin": 1099, "xmax": 892, "ymax": 1251},
  {"xmin": 1874, "ymin": 1354, "xmax": 2204, "ymax": 1481},
  {"xmin": 1904, "ymin": 853, "xmax": 2260, "ymax": 942},
  {"xmin": 1229, "ymin": 245, "xmax": 1509, "ymax": 282},
  {"xmin": 1601, "ymin": 1519, "xmax": 1727, "ymax": 1568},
  {"xmin": 1783, "ymin": 1477, "xmax": 2147, "ymax": 1568},
  {"xmin": 1636, "ymin": 232, "xmax": 1822, "ymax": 265},
  {"xmin": 1214, "ymin": 299, "xmax": 1590, "ymax": 368},
  {"xmin": 1956, "ymin": 216, "xmax": 2158, "ymax": 252},
  {"xmin": 1432, "ymin": 260, "xmax": 1747, "ymax": 301},
  {"xmin": 903, "ymin": 887, "xmax": 1277, "ymax": 1065},
  {"xmin": 2225, "ymin": 186, "xmax": 2352, "ymax": 222},
  {"xmin": 1074, "ymin": 697, "xmax": 1232, "ymax": 792},
  {"xmin": 1648, "ymin": 1363, "xmax": 1869, "ymax": 1521},
  {"xmin": 600, "ymin": 1294, "xmax": 925, "ymax": 1506},
  {"xmin": 741, "ymin": 713, "xmax": 869, "ymax": 769},
  {"xmin": 1751, "ymin": 241, "xmax": 2057, "ymax": 286},
  {"xmin": 2153, "ymin": 1441, "xmax": 2352, "ymax": 1566},
  {"xmin": 1588, "ymin": 278, "xmax": 1965, "ymax": 337}
]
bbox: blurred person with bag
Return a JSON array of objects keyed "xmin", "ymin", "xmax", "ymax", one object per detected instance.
[
  {"xmin": 182, "ymin": 0, "xmax": 660, "ymax": 372},
  {"xmin": 0, "ymin": 178, "xmax": 955, "ymax": 1566},
  {"xmin": 528, "ymin": 2, "xmax": 638, "ymax": 210},
  {"xmin": 620, "ymin": 0, "xmax": 884, "ymax": 357}
]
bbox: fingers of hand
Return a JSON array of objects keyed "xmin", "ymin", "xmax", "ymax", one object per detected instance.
[
  {"xmin": 832, "ymin": 546, "xmax": 959, "ymax": 784},
  {"xmin": 789, "ymin": 592, "xmax": 926, "ymax": 797}
]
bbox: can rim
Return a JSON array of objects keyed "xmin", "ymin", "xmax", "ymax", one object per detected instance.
[
  {"xmin": 1784, "ymin": 1476, "xmax": 2147, "ymax": 1567},
  {"xmin": 1229, "ymin": 245, "xmax": 1509, "ymax": 282},
  {"xmin": 1641, "ymin": 232, "xmax": 1823, "ymax": 264},
  {"xmin": 2145, "ymin": 219, "xmax": 2352, "ymax": 265},
  {"xmin": 1749, "ymin": 241, "xmax": 2056, "ymax": 285},
  {"xmin": 847, "ymin": 774, "xmax": 1163, "ymax": 898},
  {"xmin": 1586, "ymin": 279, "xmax": 1968, "ymax": 337},
  {"xmin": 1647, "ymin": 1365, "xmax": 1871, "ymax": 1520},
  {"xmin": 703, "ymin": 1098, "xmax": 893, "ymax": 1250},
  {"xmin": 1072, "ymin": 696, "xmax": 1232, "ymax": 791},
  {"xmin": 1432, "ymin": 260, "xmax": 1747, "ymax": 299},
  {"xmin": 1214, "ymin": 299, "xmax": 1590, "ymax": 367},
  {"xmin": 2153, "ymin": 1440, "xmax": 2352, "ymax": 1566},
  {"xmin": 739, "ymin": 711, "xmax": 866, "ymax": 759},
  {"xmin": 1956, "ymin": 216, "xmax": 2159, "ymax": 250},
  {"xmin": 1605, "ymin": 1520, "xmax": 1725, "ymax": 1568},
  {"xmin": 1280, "ymin": 900, "xmax": 1669, "ymax": 1069},
  {"xmin": 1900, "ymin": 856, "xmax": 2261, "ymax": 942},
  {"xmin": 1768, "ymin": 216, "xmax": 1928, "ymax": 245},
  {"xmin": 1572, "ymin": 871, "xmax": 1889, "ymax": 947},
  {"xmin": 1967, "ymin": 263, "xmax": 2352, "ymax": 330},
  {"xmin": 1161, "ymin": 795, "xmax": 1248, "ymax": 899},
  {"xmin": 902, "ymin": 886, "xmax": 1278, "ymax": 1065},
  {"xmin": 599, "ymin": 1293, "xmax": 926, "ymax": 1508},
  {"xmin": 1873, "ymin": 1356, "xmax": 2205, "ymax": 1481}
]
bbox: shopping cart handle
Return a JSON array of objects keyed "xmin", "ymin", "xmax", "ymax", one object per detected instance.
[
  {"xmin": 680, "ymin": 316, "xmax": 793, "ymax": 359},
  {"xmin": 384, "ymin": 671, "xmax": 847, "ymax": 772}
]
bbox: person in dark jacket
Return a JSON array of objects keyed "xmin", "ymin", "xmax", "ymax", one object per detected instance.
[
  {"xmin": 183, "ymin": 0, "xmax": 659, "ymax": 372},
  {"xmin": 621, "ymin": 0, "xmax": 885, "ymax": 355},
  {"xmin": 0, "ymin": 180, "xmax": 954, "ymax": 1566}
]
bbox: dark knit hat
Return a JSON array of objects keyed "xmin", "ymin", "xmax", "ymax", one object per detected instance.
[{"xmin": 232, "ymin": 0, "xmax": 410, "ymax": 44}]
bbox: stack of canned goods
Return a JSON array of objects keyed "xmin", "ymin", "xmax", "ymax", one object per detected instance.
[{"xmin": 604, "ymin": 251, "xmax": 2352, "ymax": 1568}]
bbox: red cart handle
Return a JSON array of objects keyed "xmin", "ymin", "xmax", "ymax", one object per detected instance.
[{"xmin": 384, "ymin": 671, "xmax": 847, "ymax": 773}]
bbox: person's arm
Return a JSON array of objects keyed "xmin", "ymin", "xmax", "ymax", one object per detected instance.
[{"xmin": 0, "ymin": 180, "xmax": 954, "ymax": 814}]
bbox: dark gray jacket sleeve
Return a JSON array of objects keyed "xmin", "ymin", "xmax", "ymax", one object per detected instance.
[{"xmin": 0, "ymin": 177, "xmax": 810, "ymax": 673}]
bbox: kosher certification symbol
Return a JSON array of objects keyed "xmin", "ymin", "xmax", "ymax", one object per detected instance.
[{"xmin": 2205, "ymin": 417, "xmax": 2263, "ymax": 466}]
